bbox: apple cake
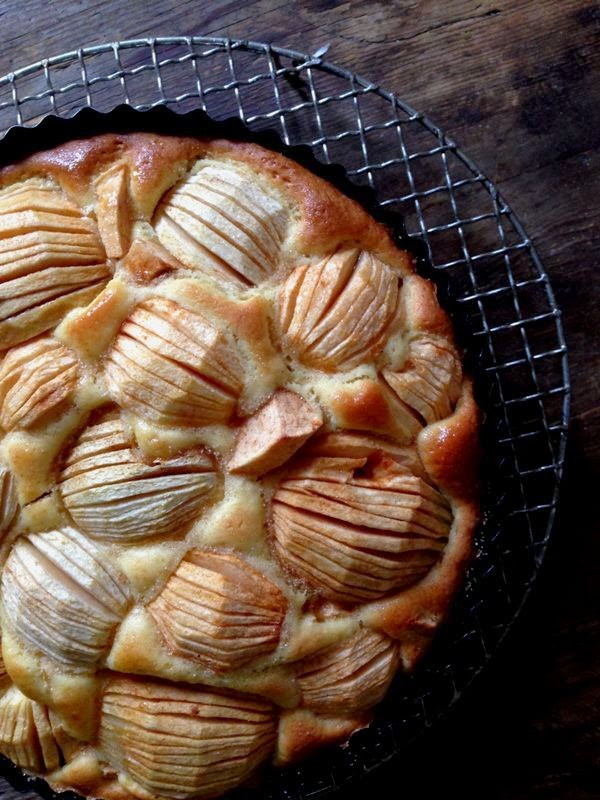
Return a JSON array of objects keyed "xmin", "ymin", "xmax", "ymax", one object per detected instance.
[{"xmin": 0, "ymin": 132, "xmax": 479, "ymax": 800}]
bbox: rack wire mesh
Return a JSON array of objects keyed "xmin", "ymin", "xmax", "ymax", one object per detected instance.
[{"xmin": 0, "ymin": 37, "xmax": 570, "ymax": 800}]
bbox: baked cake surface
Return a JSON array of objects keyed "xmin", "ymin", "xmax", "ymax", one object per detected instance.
[{"xmin": 0, "ymin": 132, "xmax": 479, "ymax": 799}]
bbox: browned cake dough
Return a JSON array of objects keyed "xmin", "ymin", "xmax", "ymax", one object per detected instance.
[{"xmin": 0, "ymin": 132, "xmax": 480, "ymax": 800}]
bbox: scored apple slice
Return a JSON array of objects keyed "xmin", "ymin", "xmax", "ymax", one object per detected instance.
[
  {"xmin": 100, "ymin": 677, "xmax": 277, "ymax": 800},
  {"xmin": 0, "ymin": 178, "xmax": 110, "ymax": 348},
  {"xmin": 105, "ymin": 296, "xmax": 242, "ymax": 427},
  {"xmin": 149, "ymin": 549, "xmax": 287, "ymax": 672},
  {"xmin": 154, "ymin": 158, "xmax": 289, "ymax": 289},
  {"xmin": 382, "ymin": 334, "xmax": 462, "ymax": 426},
  {"xmin": 59, "ymin": 410, "xmax": 220, "ymax": 542},
  {"xmin": 0, "ymin": 686, "xmax": 68, "ymax": 773},
  {"xmin": 2, "ymin": 527, "xmax": 131, "ymax": 666},
  {"xmin": 278, "ymin": 248, "xmax": 400, "ymax": 370},
  {"xmin": 298, "ymin": 628, "xmax": 400, "ymax": 714},
  {"xmin": 0, "ymin": 337, "xmax": 79, "ymax": 431},
  {"xmin": 272, "ymin": 442, "xmax": 452, "ymax": 604}
]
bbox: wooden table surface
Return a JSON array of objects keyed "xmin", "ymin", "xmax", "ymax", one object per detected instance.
[{"xmin": 0, "ymin": 1, "xmax": 598, "ymax": 798}]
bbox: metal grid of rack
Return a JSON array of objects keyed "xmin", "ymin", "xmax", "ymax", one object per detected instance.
[{"xmin": 0, "ymin": 38, "xmax": 570, "ymax": 799}]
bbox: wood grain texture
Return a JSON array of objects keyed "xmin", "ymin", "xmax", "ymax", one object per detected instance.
[{"xmin": 0, "ymin": 1, "xmax": 598, "ymax": 798}]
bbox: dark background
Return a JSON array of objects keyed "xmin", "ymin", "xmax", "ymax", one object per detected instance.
[{"xmin": 0, "ymin": 1, "xmax": 598, "ymax": 798}]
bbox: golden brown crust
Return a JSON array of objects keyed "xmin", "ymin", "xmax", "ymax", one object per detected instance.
[
  {"xmin": 400, "ymin": 273, "xmax": 455, "ymax": 339},
  {"xmin": 0, "ymin": 134, "xmax": 414, "ymax": 268},
  {"xmin": 418, "ymin": 378, "xmax": 481, "ymax": 503},
  {"xmin": 0, "ymin": 136, "xmax": 122, "ymax": 197},
  {"xmin": 0, "ymin": 130, "xmax": 480, "ymax": 800},
  {"xmin": 358, "ymin": 384, "xmax": 480, "ymax": 661},
  {"xmin": 325, "ymin": 377, "xmax": 420, "ymax": 441},
  {"xmin": 121, "ymin": 239, "xmax": 180, "ymax": 284},
  {"xmin": 0, "ymin": 134, "xmax": 203, "ymax": 219},
  {"xmin": 56, "ymin": 278, "xmax": 135, "ymax": 362},
  {"xmin": 359, "ymin": 499, "xmax": 477, "ymax": 654},
  {"xmin": 205, "ymin": 139, "xmax": 413, "ymax": 268},
  {"xmin": 275, "ymin": 708, "xmax": 370, "ymax": 765}
]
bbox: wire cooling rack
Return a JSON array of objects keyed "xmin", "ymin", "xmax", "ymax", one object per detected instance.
[{"xmin": 0, "ymin": 37, "xmax": 570, "ymax": 800}]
